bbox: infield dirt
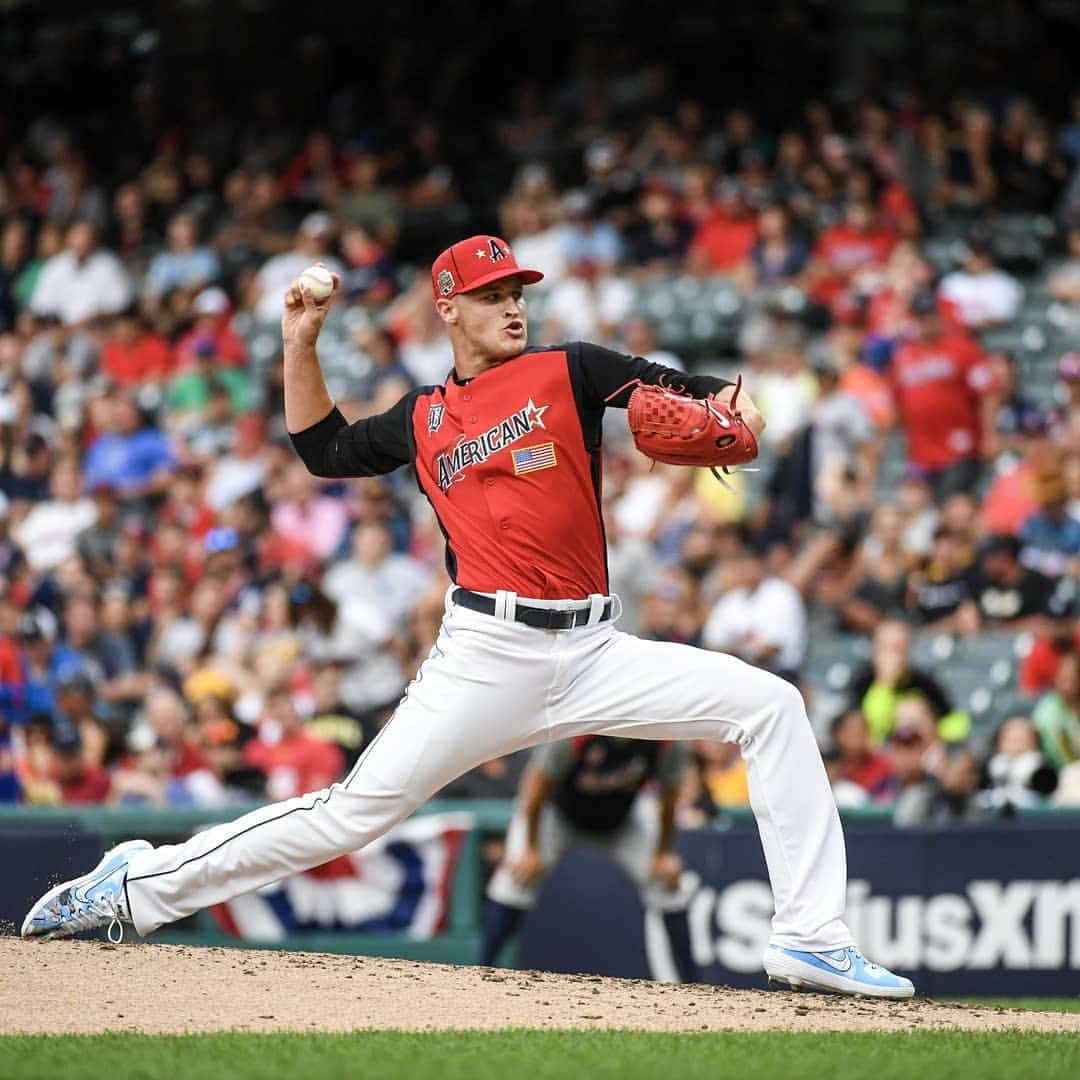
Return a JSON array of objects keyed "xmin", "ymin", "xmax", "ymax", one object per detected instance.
[{"xmin": 2, "ymin": 937, "xmax": 1077, "ymax": 1035}]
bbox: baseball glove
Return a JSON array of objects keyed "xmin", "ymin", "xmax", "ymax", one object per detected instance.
[{"xmin": 615, "ymin": 375, "xmax": 758, "ymax": 485}]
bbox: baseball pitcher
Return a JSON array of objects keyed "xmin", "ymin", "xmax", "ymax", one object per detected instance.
[{"xmin": 23, "ymin": 235, "xmax": 913, "ymax": 998}]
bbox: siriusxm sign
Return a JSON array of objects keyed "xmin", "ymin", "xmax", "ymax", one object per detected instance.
[
  {"xmin": 689, "ymin": 878, "xmax": 1080, "ymax": 974},
  {"xmin": 521, "ymin": 823, "xmax": 1080, "ymax": 995}
]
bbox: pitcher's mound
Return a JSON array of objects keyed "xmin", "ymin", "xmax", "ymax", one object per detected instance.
[{"xmin": 2, "ymin": 938, "xmax": 1076, "ymax": 1035}]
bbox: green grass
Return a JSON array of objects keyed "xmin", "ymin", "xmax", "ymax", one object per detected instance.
[
  {"xmin": 948, "ymin": 998, "xmax": 1080, "ymax": 1012},
  {"xmin": 2, "ymin": 1030, "xmax": 1079, "ymax": 1080}
]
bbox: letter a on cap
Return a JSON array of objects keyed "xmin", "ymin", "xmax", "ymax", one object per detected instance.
[{"xmin": 488, "ymin": 238, "xmax": 508, "ymax": 262}]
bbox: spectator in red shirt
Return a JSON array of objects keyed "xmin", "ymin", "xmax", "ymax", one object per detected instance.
[
  {"xmin": 891, "ymin": 288, "xmax": 999, "ymax": 500},
  {"xmin": 49, "ymin": 720, "xmax": 111, "ymax": 804},
  {"xmin": 827, "ymin": 708, "xmax": 897, "ymax": 803},
  {"xmin": 173, "ymin": 287, "xmax": 246, "ymax": 371},
  {"xmin": 244, "ymin": 686, "xmax": 345, "ymax": 801},
  {"xmin": 99, "ymin": 308, "xmax": 172, "ymax": 387},
  {"xmin": 808, "ymin": 199, "xmax": 897, "ymax": 305},
  {"xmin": 144, "ymin": 685, "xmax": 210, "ymax": 778},
  {"xmin": 1020, "ymin": 625, "xmax": 1080, "ymax": 697},
  {"xmin": 686, "ymin": 180, "xmax": 757, "ymax": 274}
]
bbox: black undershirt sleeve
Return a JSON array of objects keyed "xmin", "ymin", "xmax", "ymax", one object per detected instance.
[
  {"xmin": 575, "ymin": 341, "xmax": 734, "ymax": 410},
  {"xmin": 288, "ymin": 390, "xmax": 418, "ymax": 478}
]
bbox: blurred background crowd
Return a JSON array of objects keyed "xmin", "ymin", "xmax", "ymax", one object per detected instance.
[{"xmin": 0, "ymin": 3, "xmax": 1078, "ymax": 829}]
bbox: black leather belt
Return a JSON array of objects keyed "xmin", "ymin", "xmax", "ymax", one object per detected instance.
[{"xmin": 452, "ymin": 588, "xmax": 613, "ymax": 630}]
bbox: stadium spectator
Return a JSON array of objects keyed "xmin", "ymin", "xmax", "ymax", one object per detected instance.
[
  {"xmin": 806, "ymin": 198, "xmax": 896, "ymax": 307},
  {"xmin": 243, "ymin": 686, "xmax": 345, "ymax": 801},
  {"xmin": 694, "ymin": 740, "xmax": 749, "ymax": 809},
  {"xmin": 173, "ymin": 286, "xmax": 246, "ymax": 371},
  {"xmin": 98, "ymin": 307, "xmax": 172, "ymax": 387},
  {"xmin": 11, "ymin": 456, "xmax": 97, "ymax": 574},
  {"xmin": 701, "ymin": 545, "xmax": 806, "ymax": 682},
  {"xmin": 848, "ymin": 619, "xmax": 964, "ymax": 745},
  {"xmin": 81, "ymin": 390, "xmax": 178, "ymax": 501},
  {"xmin": 502, "ymin": 198, "xmax": 568, "ymax": 290},
  {"xmin": 961, "ymin": 533, "xmax": 1071, "ymax": 635},
  {"xmin": 826, "ymin": 708, "xmax": 897, "ymax": 804},
  {"xmin": 336, "ymin": 151, "xmax": 401, "ymax": 242},
  {"xmin": 686, "ymin": 180, "xmax": 757, "ymax": 274},
  {"xmin": 143, "ymin": 212, "xmax": 221, "ymax": 312},
  {"xmin": 890, "ymin": 287, "xmax": 998, "ymax": 500},
  {"xmin": 0, "ymin": 612, "xmax": 61, "ymax": 726},
  {"xmin": 338, "ymin": 223, "xmax": 397, "ymax": 306},
  {"xmin": 560, "ymin": 189, "xmax": 622, "ymax": 269},
  {"xmin": 322, "ymin": 519, "xmax": 433, "ymax": 630},
  {"xmin": 839, "ymin": 503, "xmax": 910, "ymax": 633},
  {"xmin": 995, "ymin": 123, "xmax": 1069, "ymax": 214},
  {"xmin": 270, "ymin": 460, "xmax": 351, "ymax": 564},
  {"xmin": 939, "ymin": 232, "xmax": 1023, "ymax": 329},
  {"xmin": 1032, "ymin": 652, "xmax": 1080, "ymax": 769},
  {"xmin": 977, "ymin": 715, "xmax": 1058, "ymax": 811},
  {"xmin": 733, "ymin": 202, "xmax": 810, "ymax": 293},
  {"xmin": 625, "ymin": 179, "xmax": 694, "ymax": 269},
  {"xmin": 990, "ymin": 350, "xmax": 1050, "ymax": 453},
  {"xmin": 1018, "ymin": 457, "xmax": 1080, "ymax": 579},
  {"xmin": 906, "ymin": 526, "xmax": 978, "ymax": 632},
  {"xmin": 29, "ymin": 219, "xmax": 131, "ymax": 327},
  {"xmin": 44, "ymin": 720, "xmax": 111, "ymax": 805},
  {"xmin": 543, "ymin": 252, "xmax": 635, "ymax": 343}
]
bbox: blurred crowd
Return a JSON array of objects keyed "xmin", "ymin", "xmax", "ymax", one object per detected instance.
[{"xmin": 1, "ymin": 58, "xmax": 1078, "ymax": 827}]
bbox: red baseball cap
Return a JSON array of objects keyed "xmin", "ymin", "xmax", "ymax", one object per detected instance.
[{"xmin": 431, "ymin": 235, "xmax": 543, "ymax": 300}]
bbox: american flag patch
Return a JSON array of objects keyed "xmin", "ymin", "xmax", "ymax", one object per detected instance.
[{"xmin": 511, "ymin": 442, "xmax": 557, "ymax": 475}]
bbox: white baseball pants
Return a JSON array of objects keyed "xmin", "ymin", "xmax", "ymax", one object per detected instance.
[{"xmin": 126, "ymin": 591, "xmax": 854, "ymax": 951}]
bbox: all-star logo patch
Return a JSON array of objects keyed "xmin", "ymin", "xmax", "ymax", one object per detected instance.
[
  {"xmin": 427, "ymin": 403, "xmax": 445, "ymax": 433},
  {"xmin": 435, "ymin": 399, "xmax": 550, "ymax": 493},
  {"xmin": 437, "ymin": 269, "xmax": 455, "ymax": 296}
]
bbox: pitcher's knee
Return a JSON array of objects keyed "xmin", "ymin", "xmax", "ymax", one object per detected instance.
[{"xmin": 772, "ymin": 677, "xmax": 808, "ymax": 722}]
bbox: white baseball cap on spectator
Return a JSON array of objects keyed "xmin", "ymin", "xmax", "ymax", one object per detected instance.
[
  {"xmin": 193, "ymin": 287, "xmax": 230, "ymax": 317},
  {"xmin": 300, "ymin": 211, "xmax": 335, "ymax": 237}
]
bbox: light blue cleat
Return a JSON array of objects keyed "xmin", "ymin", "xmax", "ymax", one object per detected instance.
[
  {"xmin": 21, "ymin": 840, "xmax": 152, "ymax": 943},
  {"xmin": 764, "ymin": 945, "xmax": 915, "ymax": 999}
]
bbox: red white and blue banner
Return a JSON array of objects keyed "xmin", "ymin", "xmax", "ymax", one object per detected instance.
[{"xmin": 208, "ymin": 813, "xmax": 473, "ymax": 942}]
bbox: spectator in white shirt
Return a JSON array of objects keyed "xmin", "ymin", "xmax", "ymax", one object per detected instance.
[
  {"xmin": 322, "ymin": 520, "xmax": 434, "ymax": 629},
  {"xmin": 543, "ymin": 256, "xmax": 635, "ymax": 343},
  {"xmin": 204, "ymin": 413, "xmax": 271, "ymax": 511},
  {"xmin": 251, "ymin": 212, "xmax": 344, "ymax": 322},
  {"xmin": 505, "ymin": 199, "xmax": 569, "ymax": 291},
  {"xmin": 12, "ymin": 456, "xmax": 98, "ymax": 573},
  {"xmin": 30, "ymin": 220, "xmax": 131, "ymax": 327},
  {"xmin": 939, "ymin": 233, "xmax": 1023, "ymax": 329},
  {"xmin": 702, "ymin": 545, "xmax": 807, "ymax": 681}
]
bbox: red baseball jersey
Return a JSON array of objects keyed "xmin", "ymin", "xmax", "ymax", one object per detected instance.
[
  {"xmin": 890, "ymin": 333, "xmax": 996, "ymax": 470},
  {"xmin": 291, "ymin": 342, "xmax": 730, "ymax": 599}
]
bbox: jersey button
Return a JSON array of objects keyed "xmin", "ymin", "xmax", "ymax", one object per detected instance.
[
  {"xmin": 485, "ymin": 478, "xmax": 496, "ymax": 487},
  {"xmin": 468, "ymin": 415, "xmax": 478, "ymax": 423},
  {"xmin": 463, "ymin": 393, "xmax": 472, "ymax": 401},
  {"xmin": 499, "ymin": 518, "xmax": 511, "ymax": 529}
]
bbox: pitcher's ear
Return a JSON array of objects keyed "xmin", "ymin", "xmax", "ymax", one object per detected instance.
[{"xmin": 435, "ymin": 297, "xmax": 458, "ymax": 325}]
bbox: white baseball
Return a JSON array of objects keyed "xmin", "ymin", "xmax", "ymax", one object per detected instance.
[{"xmin": 298, "ymin": 264, "xmax": 335, "ymax": 301}]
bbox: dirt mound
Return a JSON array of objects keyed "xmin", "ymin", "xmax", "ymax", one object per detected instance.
[{"xmin": 2, "ymin": 937, "xmax": 1077, "ymax": 1035}]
